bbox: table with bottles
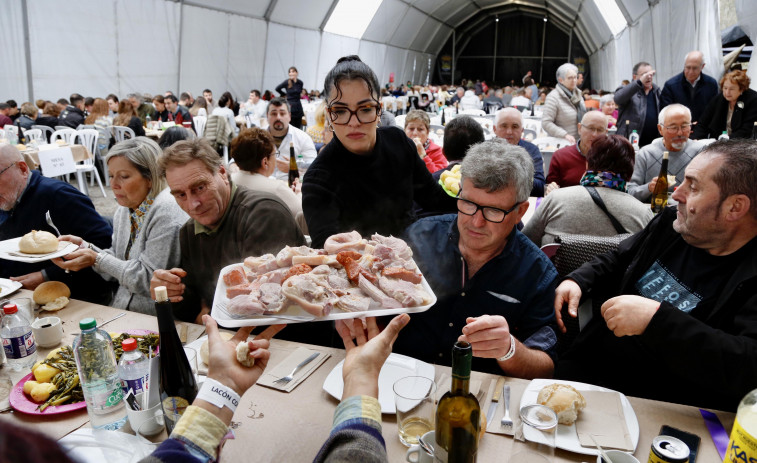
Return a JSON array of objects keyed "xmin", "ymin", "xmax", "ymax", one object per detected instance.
[{"xmin": 0, "ymin": 291, "xmax": 737, "ymax": 462}]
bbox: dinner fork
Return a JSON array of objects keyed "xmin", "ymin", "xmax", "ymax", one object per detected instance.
[
  {"xmin": 46, "ymin": 210, "xmax": 61, "ymax": 236},
  {"xmin": 501, "ymin": 384, "xmax": 513, "ymax": 432},
  {"xmin": 273, "ymin": 352, "xmax": 319, "ymax": 385}
]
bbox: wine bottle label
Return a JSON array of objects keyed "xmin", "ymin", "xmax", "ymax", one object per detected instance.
[{"xmin": 724, "ymin": 418, "xmax": 757, "ymax": 463}]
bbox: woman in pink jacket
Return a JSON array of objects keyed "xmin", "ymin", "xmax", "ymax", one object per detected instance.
[{"xmin": 404, "ymin": 109, "xmax": 448, "ymax": 173}]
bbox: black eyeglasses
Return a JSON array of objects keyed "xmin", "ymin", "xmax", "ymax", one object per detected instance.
[
  {"xmin": 0, "ymin": 162, "xmax": 17, "ymax": 178},
  {"xmin": 327, "ymin": 105, "xmax": 380, "ymax": 125},
  {"xmin": 456, "ymin": 196, "xmax": 521, "ymax": 223}
]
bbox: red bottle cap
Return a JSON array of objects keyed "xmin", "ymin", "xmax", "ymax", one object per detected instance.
[
  {"xmin": 122, "ymin": 338, "xmax": 138, "ymax": 351},
  {"xmin": 3, "ymin": 304, "xmax": 18, "ymax": 315}
]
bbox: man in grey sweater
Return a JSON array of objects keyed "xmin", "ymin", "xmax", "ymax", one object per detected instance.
[{"xmin": 627, "ymin": 104, "xmax": 706, "ymax": 202}]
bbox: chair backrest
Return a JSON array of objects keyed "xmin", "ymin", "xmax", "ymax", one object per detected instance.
[
  {"xmin": 32, "ymin": 125, "xmax": 54, "ymax": 141},
  {"xmin": 51, "ymin": 128, "xmax": 77, "ymax": 144},
  {"xmin": 55, "ymin": 125, "xmax": 70, "ymax": 131},
  {"xmin": 551, "ymin": 232, "xmax": 633, "ymax": 354},
  {"xmin": 112, "ymin": 126, "xmax": 135, "ymax": 143},
  {"xmin": 77, "ymin": 124, "xmax": 95, "ymax": 131},
  {"xmin": 193, "ymin": 115, "xmax": 207, "ymax": 138},
  {"xmin": 23, "ymin": 129, "xmax": 44, "ymax": 144},
  {"xmin": 74, "ymin": 129, "xmax": 99, "ymax": 161}
]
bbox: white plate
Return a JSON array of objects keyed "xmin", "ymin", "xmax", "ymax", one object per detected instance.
[
  {"xmin": 322, "ymin": 353, "xmax": 435, "ymax": 414},
  {"xmin": 210, "ymin": 262, "xmax": 437, "ymax": 327},
  {"xmin": 0, "ymin": 278, "xmax": 23, "ymax": 298},
  {"xmin": 0, "ymin": 238, "xmax": 78, "ymax": 263},
  {"xmin": 519, "ymin": 379, "xmax": 639, "ymax": 456}
]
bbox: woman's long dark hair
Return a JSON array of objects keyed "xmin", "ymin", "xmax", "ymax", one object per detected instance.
[{"xmin": 323, "ymin": 56, "xmax": 380, "ymax": 108}]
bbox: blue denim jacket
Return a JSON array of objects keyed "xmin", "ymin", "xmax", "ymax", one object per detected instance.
[{"xmin": 396, "ymin": 214, "xmax": 559, "ymax": 373}]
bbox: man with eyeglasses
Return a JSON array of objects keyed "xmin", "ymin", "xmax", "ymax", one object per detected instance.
[
  {"xmin": 493, "ymin": 108, "xmax": 546, "ymax": 196},
  {"xmin": 265, "ymin": 97, "xmax": 316, "ymax": 182},
  {"xmin": 545, "ymin": 111, "xmax": 609, "ymax": 195},
  {"xmin": 660, "ymin": 51, "xmax": 718, "ymax": 124},
  {"xmin": 395, "ymin": 140, "xmax": 558, "ymax": 378},
  {"xmin": 0, "ymin": 145, "xmax": 114, "ymax": 304},
  {"xmin": 627, "ymin": 104, "xmax": 706, "ymax": 202}
]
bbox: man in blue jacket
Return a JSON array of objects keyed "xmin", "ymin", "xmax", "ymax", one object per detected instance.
[
  {"xmin": 0, "ymin": 145, "xmax": 113, "ymax": 304},
  {"xmin": 659, "ymin": 51, "xmax": 719, "ymax": 125}
]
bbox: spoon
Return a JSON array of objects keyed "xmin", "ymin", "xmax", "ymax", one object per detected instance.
[
  {"xmin": 418, "ymin": 434, "xmax": 434, "ymax": 456},
  {"xmin": 589, "ymin": 434, "xmax": 614, "ymax": 463}
]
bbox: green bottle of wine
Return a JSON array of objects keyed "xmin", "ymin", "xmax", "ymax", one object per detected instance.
[{"xmin": 435, "ymin": 341, "xmax": 480, "ymax": 463}]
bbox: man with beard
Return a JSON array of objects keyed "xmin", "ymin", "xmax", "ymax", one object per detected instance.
[
  {"xmin": 627, "ymin": 104, "xmax": 705, "ymax": 202},
  {"xmin": 555, "ymin": 139, "xmax": 757, "ymax": 411},
  {"xmin": 266, "ymin": 97, "xmax": 316, "ymax": 182}
]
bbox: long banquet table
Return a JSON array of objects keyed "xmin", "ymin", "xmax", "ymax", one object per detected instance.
[{"xmin": 0, "ymin": 291, "xmax": 734, "ymax": 462}]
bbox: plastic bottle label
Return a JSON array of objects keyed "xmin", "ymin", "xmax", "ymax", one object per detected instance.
[
  {"xmin": 2, "ymin": 331, "xmax": 36, "ymax": 359},
  {"xmin": 83, "ymin": 380, "xmax": 124, "ymax": 412},
  {"xmin": 122, "ymin": 377, "xmax": 146, "ymax": 395},
  {"xmin": 724, "ymin": 417, "xmax": 757, "ymax": 463}
]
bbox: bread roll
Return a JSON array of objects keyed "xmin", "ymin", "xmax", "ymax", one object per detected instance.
[
  {"xmin": 33, "ymin": 281, "xmax": 71, "ymax": 305},
  {"xmin": 235, "ymin": 341, "xmax": 255, "ymax": 367},
  {"xmin": 42, "ymin": 296, "xmax": 69, "ymax": 312},
  {"xmin": 536, "ymin": 383, "xmax": 586, "ymax": 425},
  {"xmin": 199, "ymin": 332, "xmax": 234, "ymax": 365},
  {"xmin": 19, "ymin": 230, "xmax": 59, "ymax": 254}
]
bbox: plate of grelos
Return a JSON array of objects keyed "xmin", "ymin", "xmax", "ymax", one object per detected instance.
[
  {"xmin": 322, "ymin": 353, "xmax": 435, "ymax": 414},
  {"xmin": 210, "ymin": 262, "xmax": 437, "ymax": 328},
  {"xmin": 519, "ymin": 378, "xmax": 639, "ymax": 456}
]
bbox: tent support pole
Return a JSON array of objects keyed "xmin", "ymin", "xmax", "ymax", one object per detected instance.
[
  {"xmin": 21, "ymin": 0, "xmax": 33, "ymax": 101},
  {"xmin": 177, "ymin": 0, "xmax": 184, "ymax": 94},
  {"xmin": 492, "ymin": 19, "xmax": 498, "ymax": 83},
  {"xmin": 451, "ymin": 29, "xmax": 456, "ymax": 86},
  {"xmin": 539, "ymin": 17, "xmax": 547, "ymax": 84}
]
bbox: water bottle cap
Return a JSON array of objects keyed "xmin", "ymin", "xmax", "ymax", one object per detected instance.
[
  {"xmin": 3, "ymin": 304, "xmax": 18, "ymax": 314},
  {"xmin": 122, "ymin": 337, "xmax": 138, "ymax": 351},
  {"xmin": 79, "ymin": 317, "xmax": 97, "ymax": 330}
]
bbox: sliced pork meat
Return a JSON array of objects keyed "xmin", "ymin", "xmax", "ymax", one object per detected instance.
[
  {"xmin": 244, "ymin": 254, "xmax": 279, "ymax": 275},
  {"xmin": 227, "ymin": 293, "xmax": 266, "ymax": 317},
  {"xmin": 291, "ymin": 254, "xmax": 338, "ymax": 266},
  {"xmin": 281, "ymin": 274, "xmax": 337, "ymax": 317},
  {"xmin": 226, "ymin": 283, "xmax": 253, "ymax": 299},
  {"xmin": 276, "ymin": 245, "xmax": 321, "ymax": 267},
  {"xmin": 382, "ymin": 267, "xmax": 422, "ymax": 284},
  {"xmin": 324, "ymin": 231, "xmax": 365, "ymax": 254},
  {"xmin": 222, "ymin": 265, "xmax": 248, "ymax": 287},
  {"xmin": 358, "ymin": 275, "xmax": 403, "ymax": 309},
  {"xmin": 370, "ymin": 234, "xmax": 413, "ymax": 260},
  {"xmin": 283, "ymin": 263, "xmax": 313, "ymax": 282},
  {"xmin": 379, "ymin": 277, "xmax": 430, "ymax": 307},
  {"xmin": 259, "ymin": 283, "xmax": 285, "ymax": 313},
  {"xmin": 255, "ymin": 267, "xmax": 290, "ymax": 285},
  {"xmin": 335, "ymin": 293, "xmax": 372, "ymax": 312}
]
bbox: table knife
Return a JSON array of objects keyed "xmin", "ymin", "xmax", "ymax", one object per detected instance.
[{"xmin": 486, "ymin": 377, "xmax": 506, "ymax": 425}]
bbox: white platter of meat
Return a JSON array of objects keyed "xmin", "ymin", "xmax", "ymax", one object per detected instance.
[{"xmin": 210, "ymin": 231, "xmax": 437, "ymax": 327}]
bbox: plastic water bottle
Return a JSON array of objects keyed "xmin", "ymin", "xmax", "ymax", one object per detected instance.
[
  {"xmin": 118, "ymin": 337, "xmax": 148, "ymax": 396},
  {"xmin": 1, "ymin": 303, "xmax": 37, "ymax": 371},
  {"xmin": 73, "ymin": 317, "xmax": 127, "ymax": 430},
  {"xmin": 629, "ymin": 130, "xmax": 640, "ymax": 151},
  {"xmin": 718, "ymin": 131, "xmax": 730, "ymax": 141}
]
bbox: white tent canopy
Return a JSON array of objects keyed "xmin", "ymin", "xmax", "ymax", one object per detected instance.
[{"xmin": 0, "ymin": 0, "xmax": 725, "ymax": 102}]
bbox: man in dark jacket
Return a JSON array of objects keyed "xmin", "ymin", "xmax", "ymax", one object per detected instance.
[
  {"xmin": 57, "ymin": 93, "xmax": 86, "ymax": 129},
  {"xmin": 659, "ymin": 51, "xmax": 719, "ymax": 125},
  {"xmin": 555, "ymin": 139, "xmax": 757, "ymax": 411},
  {"xmin": 0, "ymin": 145, "xmax": 114, "ymax": 304}
]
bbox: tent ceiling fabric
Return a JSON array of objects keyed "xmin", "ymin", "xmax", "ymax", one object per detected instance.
[{"xmin": 1, "ymin": 0, "xmax": 723, "ymax": 101}]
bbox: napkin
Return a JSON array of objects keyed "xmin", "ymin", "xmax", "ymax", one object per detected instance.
[
  {"xmin": 58, "ymin": 428, "xmax": 155, "ymax": 463},
  {"xmin": 575, "ymin": 390, "xmax": 633, "ymax": 451},
  {"xmin": 486, "ymin": 380, "xmax": 528, "ymax": 435},
  {"xmin": 258, "ymin": 347, "xmax": 330, "ymax": 392}
]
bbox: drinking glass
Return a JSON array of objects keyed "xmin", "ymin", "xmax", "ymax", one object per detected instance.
[
  {"xmin": 393, "ymin": 376, "xmax": 436, "ymax": 447},
  {"xmin": 183, "ymin": 347, "xmax": 198, "ymax": 380},
  {"xmin": 510, "ymin": 404, "xmax": 558, "ymax": 463}
]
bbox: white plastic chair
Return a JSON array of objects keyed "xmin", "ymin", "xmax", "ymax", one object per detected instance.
[
  {"xmin": 193, "ymin": 115, "xmax": 207, "ymax": 138},
  {"xmin": 32, "ymin": 125, "xmax": 54, "ymax": 142},
  {"xmin": 51, "ymin": 128, "xmax": 77, "ymax": 144},
  {"xmin": 461, "ymin": 109, "xmax": 486, "ymax": 117},
  {"xmin": 112, "ymin": 126, "xmax": 135, "ymax": 143},
  {"xmin": 73, "ymin": 129, "xmax": 107, "ymax": 197},
  {"xmin": 24, "ymin": 129, "xmax": 44, "ymax": 144}
]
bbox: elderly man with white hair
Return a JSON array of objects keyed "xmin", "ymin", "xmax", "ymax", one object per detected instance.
[
  {"xmin": 660, "ymin": 51, "xmax": 719, "ymax": 124},
  {"xmin": 494, "ymin": 108, "xmax": 546, "ymax": 196},
  {"xmin": 627, "ymin": 103, "xmax": 706, "ymax": 202},
  {"xmin": 541, "ymin": 63, "xmax": 586, "ymax": 144}
]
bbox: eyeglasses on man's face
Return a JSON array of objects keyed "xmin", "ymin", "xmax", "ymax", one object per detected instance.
[
  {"xmin": 662, "ymin": 124, "xmax": 692, "ymax": 133},
  {"xmin": 456, "ymin": 196, "xmax": 521, "ymax": 223},
  {"xmin": 327, "ymin": 104, "xmax": 380, "ymax": 125},
  {"xmin": 0, "ymin": 162, "xmax": 17, "ymax": 178}
]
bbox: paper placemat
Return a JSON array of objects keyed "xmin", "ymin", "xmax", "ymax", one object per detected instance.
[
  {"xmin": 576, "ymin": 390, "xmax": 633, "ymax": 451},
  {"xmin": 486, "ymin": 380, "xmax": 527, "ymax": 435},
  {"xmin": 258, "ymin": 347, "xmax": 330, "ymax": 392}
]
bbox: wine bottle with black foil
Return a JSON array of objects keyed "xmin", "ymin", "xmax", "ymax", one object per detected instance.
[
  {"xmin": 441, "ymin": 107, "xmax": 446, "ymax": 126},
  {"xmin": 288, "ymin": 141, "xmax": 299, "ymax": 187},
  {"xmin": 435, "ymin": 341, "xmax": 480, "ymax": 463},
  {"xmin": 155, "ymin": 286, "xmax": 197, "ymax": 434},
  {"xmin": 650, "ymin": 150, "xmax": 669, "ymax": 214}
]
